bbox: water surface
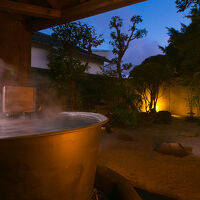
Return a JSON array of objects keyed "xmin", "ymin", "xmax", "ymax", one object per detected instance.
[{"xmin": 0, "ymin": 112, "xmax": 107, "ymax": 139}]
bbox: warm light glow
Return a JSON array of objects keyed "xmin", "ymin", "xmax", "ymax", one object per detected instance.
[
  {"xmin": 156, "ymin": 105, "xmax": 159, "ymax": 112},
  {"xmin": 156, "ymin": 99, "xmax": 165, "ymax": 112},
  {"xmin": 141, "ymin": 98, "xmax": 166, "ymax": 113},
  {"xmin": 171, "ymin": 114, "xmax": 184, "ymax": 118},
  {"xmin": 156, "ymin": 98, "xmax": 167, "ymax": 112},
  {"xmin": 141, "ymin": 86, "xmax": 195, "ymax": 116}
]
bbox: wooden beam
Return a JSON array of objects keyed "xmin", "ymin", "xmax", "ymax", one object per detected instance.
[
  {"xmin": 47, "ymin": 0, "xmax": 58, "ymax": 8},
  {"xmin": 27, "ymin": 0, "xmax": 146, "ymax": 31},
  {"xmin": 47, "ymin": 0, "xmax": 78, "ymax": 9},
  {"xmin": 80, "ymin": 0, "xmax": 88, "ymax": 3},
  {"xmin": 0, "ymin": 0, "xmax": 61, "ymax": 19}
]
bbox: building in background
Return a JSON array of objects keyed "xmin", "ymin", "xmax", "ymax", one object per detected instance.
[{"xmin": 31, "ymin": 32, "xmax": 110, "ymax": 75}]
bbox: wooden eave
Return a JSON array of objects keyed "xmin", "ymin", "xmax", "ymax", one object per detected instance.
[{"xmin": 0, "ymin": 0, "xmax": 146, "ymax": 31}]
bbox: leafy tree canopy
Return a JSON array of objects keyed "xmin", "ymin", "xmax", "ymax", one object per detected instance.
[
  {"xmin": 108, "ymin": 15, "xmax": 147, "ymax": 78},
  {"xmin": 49, "ymin": 21, "xmax": 104, "ymax": 84},
  {"xmin": 161, "ymin": 10, "xmax": 200, "ymax": 81},
  {"xmin": 130, "ymin": 55, "xmax": 172, "ymax": 87},
  {"xmin": 48, "ymin": 22, "xmax": 104, "ymax": 110},
  {"xmin": 48, "ymin": 49, "xmax": 86, "ymax": 92},
  {"xmin": 52, "ymin": 22, "xmax": 104, "ymax": 53},
  {"xmin": 176, "ymin": 0, "xmax": 199, "ymax": 12},
  {"xmin": 51, "ymin": 22, "xmax": 104, "ymax": 68}
]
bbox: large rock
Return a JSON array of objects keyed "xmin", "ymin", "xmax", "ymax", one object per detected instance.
[
  {"xmin": 155, "ymin": 111, "xmax": 172, "ymax": 124},
  {"xmin": 179, "ymin": 131, "xmax": 198, "ymax": 137},
  {"xmin": 154, "ymin": 142, "xmax": 188, "ymax": 157},
  {"xmin": 95, "ymin": 166, "xmax": 142, "ymax": 200}
]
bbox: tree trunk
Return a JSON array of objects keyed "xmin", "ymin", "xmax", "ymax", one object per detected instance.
[{"xmin": 117, "ymin": 57, "xmax": 122, "ymax": 79}]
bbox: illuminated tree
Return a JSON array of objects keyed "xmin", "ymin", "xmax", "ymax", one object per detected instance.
[{"xmin": 130, "ymin": 55, "xmax": 172, "ymax": 112}]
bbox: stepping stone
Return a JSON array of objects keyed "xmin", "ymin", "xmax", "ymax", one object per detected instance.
[
  {"xmin": 154, "ymin": 142, "xmax": 188, "ymax": 157},
  {"xmin": 179, "ymin": 131, "xmax": 198, "ymax": 137}
]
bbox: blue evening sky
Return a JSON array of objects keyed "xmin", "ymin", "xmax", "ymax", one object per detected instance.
[{"xmin": 41, "ymin": 0, "xmax": 191, "ymax": 65}]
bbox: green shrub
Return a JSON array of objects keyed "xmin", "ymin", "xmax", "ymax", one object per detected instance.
[
  {"xmin": 140, "ymin": 111, "xmax": 172, "ymax": 124},
  {"xmin": 110, "ymin": 103, "xmax": 141, "ymax": 127}
]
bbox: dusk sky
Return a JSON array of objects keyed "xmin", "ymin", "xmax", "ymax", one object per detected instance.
[{"xmin": 41, "ymin": 0, "xmax": 191, "ymax": 65}]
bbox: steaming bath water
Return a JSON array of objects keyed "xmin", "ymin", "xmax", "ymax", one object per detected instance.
[{"xmin": 0, "ymin": 112, "xmax": 107, "ymax": 138}]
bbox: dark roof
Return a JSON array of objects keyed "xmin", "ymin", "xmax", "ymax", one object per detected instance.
[
  {"xmin": 92, "ymin": 49, "xmax": 110, "ymax": 52},
  {"xmin": 32, "ymin": 32, "xmax": 60, "ymax": 47},
  {"xmin": 32, "ymin": 32, "xmax": 109, "ymax": 62}
]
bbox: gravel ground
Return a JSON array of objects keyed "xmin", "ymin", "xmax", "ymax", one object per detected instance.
[{"xmin": 98, "ymin": 118, "xmax": 200, "ymax": 200}]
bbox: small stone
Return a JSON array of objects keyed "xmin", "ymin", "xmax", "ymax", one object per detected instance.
[
  {"xmin": 180, "ymin": 131, "xmax": 198, "ymax": 137},
  {"xmin": 154, "ymin": 142, "xmax": 188, "ymax": 157}
]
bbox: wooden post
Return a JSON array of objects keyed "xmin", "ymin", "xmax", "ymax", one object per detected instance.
[{"xmin": 0, "ymin": 13, "xmax": 31, "ymax": 86}]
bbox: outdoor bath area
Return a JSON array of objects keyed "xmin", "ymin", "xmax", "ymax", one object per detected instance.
[{"xmin": 0, "ymin": 0, "xmax": 200, "ymax": 199}]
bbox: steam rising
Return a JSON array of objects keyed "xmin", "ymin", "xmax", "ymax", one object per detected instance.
[
  {"xmin": 0, "ymin": 61, "xmax": 108, "ymax": 140},
  {"xmin": 0, "ymin": 58, "xmax": 16, "ymax": 81}
]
